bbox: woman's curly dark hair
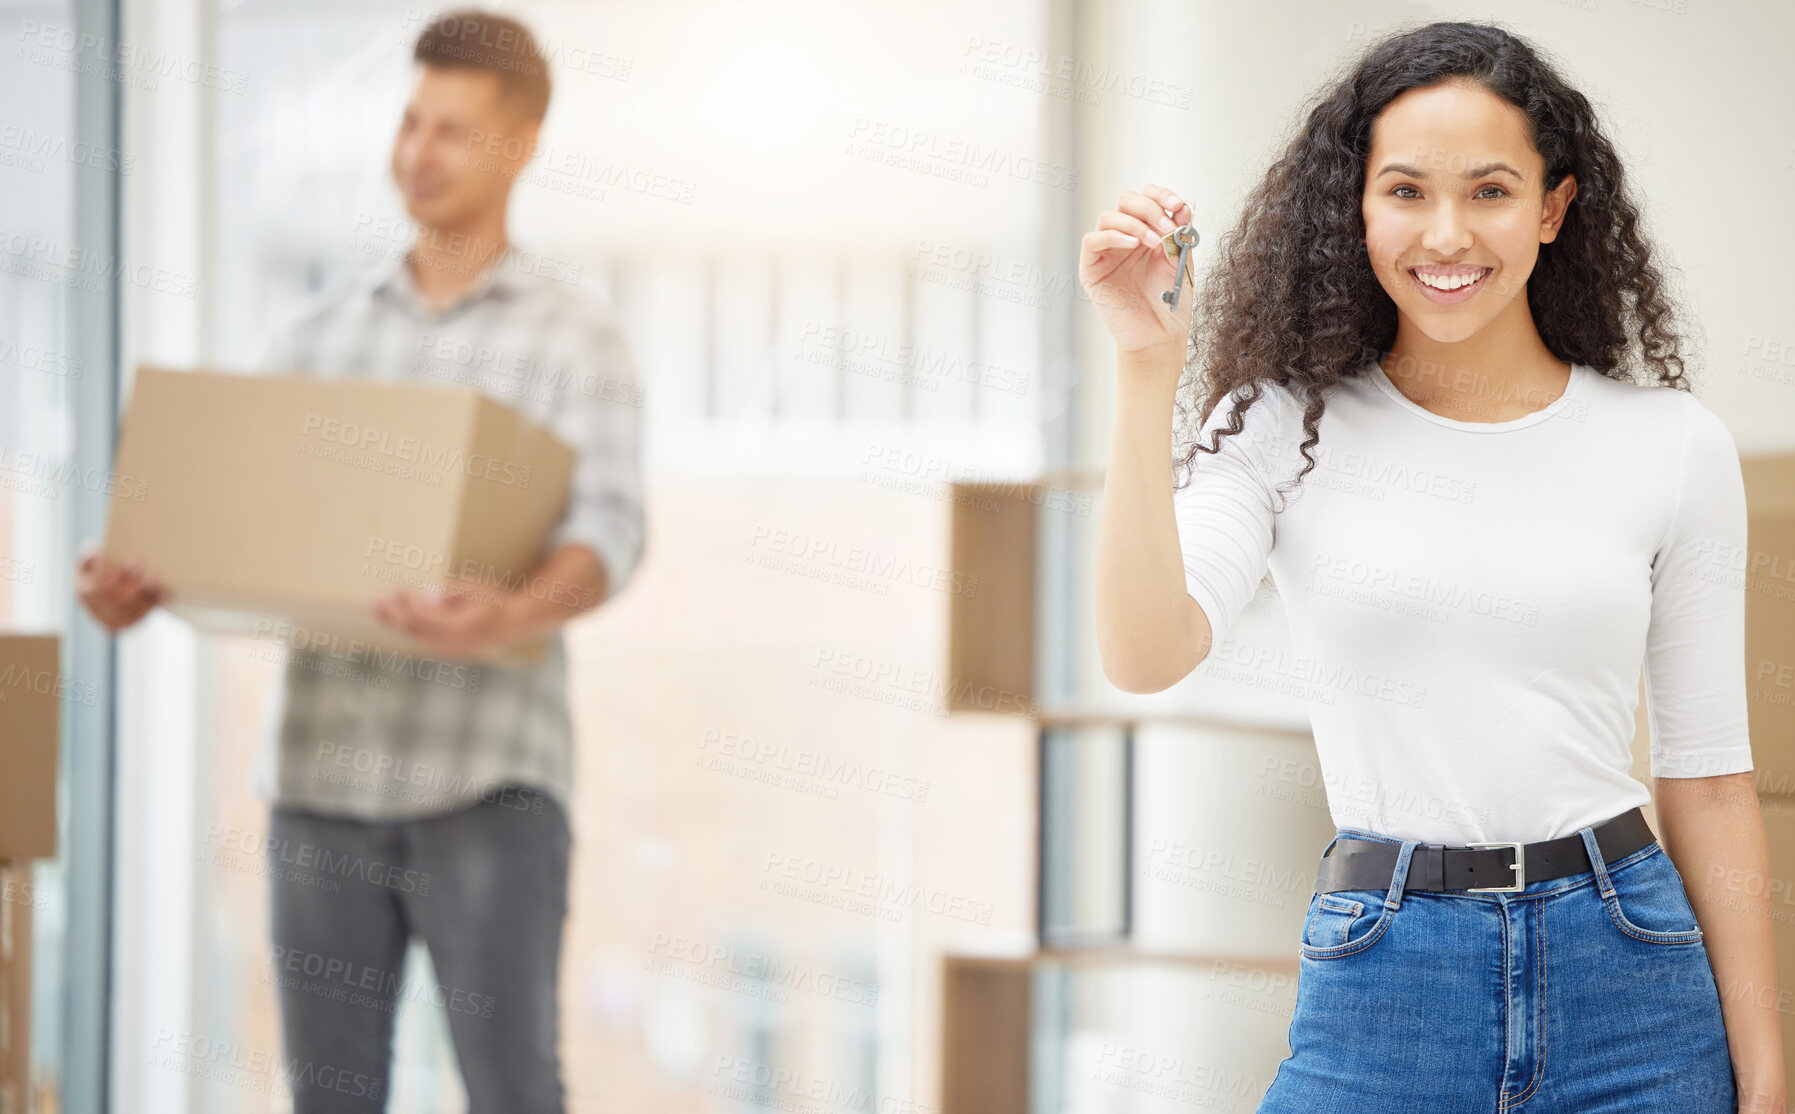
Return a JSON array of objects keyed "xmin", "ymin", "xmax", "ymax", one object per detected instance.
[{"xmin": 1175, "ymin": 19, "xmax": 1693, "ymax": 508}]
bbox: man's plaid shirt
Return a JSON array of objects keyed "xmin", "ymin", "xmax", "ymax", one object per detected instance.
[{"xmin": 252, "ymin": 247, "xmax": 645, "ymax": 821}]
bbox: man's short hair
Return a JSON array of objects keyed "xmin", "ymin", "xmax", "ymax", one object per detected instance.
[{"xmin": 413, "ymin": 9, "xmax": 551, "ymax": 122}]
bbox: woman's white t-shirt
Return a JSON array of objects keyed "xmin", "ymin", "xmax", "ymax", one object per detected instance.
[{"xmin": 1173, "ymin": 359, "xmax": 1755, "ymax": 846}]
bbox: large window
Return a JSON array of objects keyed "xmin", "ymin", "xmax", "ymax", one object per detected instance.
[{"xmin": 1, "ymin": 0, "xmax": 122, "ymax": 1109}]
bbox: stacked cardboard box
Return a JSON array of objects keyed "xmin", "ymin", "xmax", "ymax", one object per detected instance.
[
  {"xmin": 1740, "ymin": 455, "xmax": 1795, "ymax": 1079},
  {"xmin": 0, "ymin": 634, "xmax": 59, "ymax": 1110},
  {"xmin": 1742, "ymin": 456, "xmax": 1795, "ymax": 799},
  {"xmin": 104, "ymin": 367, "xmax": 577, "ymax": 665},
  {"xmin": 1763, "ymin": 799, "xmax": 1795, "ymax": 1078}
]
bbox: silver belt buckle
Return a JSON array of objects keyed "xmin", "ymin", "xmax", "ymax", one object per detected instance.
[{"xmin": 1463, "ymin": 841, "xmax": 1526, "ymax": 892}]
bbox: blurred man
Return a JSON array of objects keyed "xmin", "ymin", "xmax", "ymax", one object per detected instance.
[{"xmin": 75, "ymin": 9, "xmax": 644, "ymax": 1111}]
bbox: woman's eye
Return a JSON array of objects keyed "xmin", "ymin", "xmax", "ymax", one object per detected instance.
[{"xmin": 1390, "ymin": 184, "xmax": 1506, "ymax": 200}]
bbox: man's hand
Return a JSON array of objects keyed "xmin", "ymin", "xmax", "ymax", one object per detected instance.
[
  {"xmin": 371, "ymin": 543, "xmax": 609, "ymax": 662},
  {"xmin": 370, "ymin": 583, "xmax": 517, "ymax": 662},
  {"xmin": 74, "ymin": 539, "xmax": 168, "ymax": 632}
]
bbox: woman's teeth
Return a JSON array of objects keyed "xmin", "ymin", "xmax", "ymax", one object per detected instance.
[{"xmin": 1413, "ymin": 269, "xmax": 1488, "ymax": 290}]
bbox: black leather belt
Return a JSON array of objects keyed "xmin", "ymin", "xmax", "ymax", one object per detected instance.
[{"xmin": 1315, "ymin": 806, "xmax": 1654, "ymax": 894}]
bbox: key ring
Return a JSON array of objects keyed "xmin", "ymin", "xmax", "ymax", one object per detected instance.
[{"xmin": 1159, "ymin": 223, "xmax": 1200, "ymax": 309}]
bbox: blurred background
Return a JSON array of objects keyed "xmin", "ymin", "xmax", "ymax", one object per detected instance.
[{"xmin": 3, "ymin": 0, "xmax": 1794, "ymax": 1110}]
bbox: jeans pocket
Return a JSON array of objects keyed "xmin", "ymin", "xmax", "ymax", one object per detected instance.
[
  {"xmin": 1299, "ymin": 889, "xmax": 1393, "ymax": 959},
  {"xmin": 1603, "ymin": 845, "xmax": 1705, "ymax": 946}
]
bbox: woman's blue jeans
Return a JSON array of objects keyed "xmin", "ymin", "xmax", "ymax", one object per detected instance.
[{"xmin": 1258, "ymin": 818, "xmax": 1737, "ymax": 1112}]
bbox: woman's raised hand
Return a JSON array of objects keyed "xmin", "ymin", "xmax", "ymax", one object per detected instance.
[{"xmin": 1078, "ymin": 184, "xmax": 1194, "ymax": 358}]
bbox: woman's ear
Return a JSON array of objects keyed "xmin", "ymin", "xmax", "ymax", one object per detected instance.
[{"xmin": 1541, "ymin": 173, "xmax": 1577, "ymax": 244}]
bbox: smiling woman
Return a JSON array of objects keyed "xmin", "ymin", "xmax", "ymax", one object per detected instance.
[
  {"xmin": 1084, "ymin": 17, "xmax": 1785, "ymax": 1114},
  {"xmin": 1162, "ymin": 39, "xmax": 1676, "ymax": 470},
  {"xmin": 1358, "ymin": 77, "xmax": 1580, "ymax": 410}
]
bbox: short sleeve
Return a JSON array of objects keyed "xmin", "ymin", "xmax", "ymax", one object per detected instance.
[
  {"xmin": 540, "ymin": 316, "xmax": 647, "ymax": 601},
  {"xmin": 1172, "ymin": 384, "xmax": 1285, "ymax": 640},
  {"xmin": 1644, "ymin": 400, "xmax": 1754, "ymax": 778}
]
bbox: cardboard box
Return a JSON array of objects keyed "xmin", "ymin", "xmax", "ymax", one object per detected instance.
[
  {"xmin": 947, "ymin": 482, "xmax": 1037, "ymax": 714},
  {"xmin": 0, "ymin": 860, "xmax": 32, "ymax": 1112},
  {"xmin": 1742, "ymin": 455, "xmax": 1795, "ymax": 799},
  {"xmin": 1757, "ymin": 796, "xmax": 1795, "ymax": 1079},
  {"xmin": 942, "ymin": 955, "xmax": 1030, "ymax": 1114},
  {"xmin": 0, "ymin": 636, "xmax": 58, "ymax": 861},
  {"xmin": 104, "ymin": 367, "xmax": 576, "ymax": 664}
]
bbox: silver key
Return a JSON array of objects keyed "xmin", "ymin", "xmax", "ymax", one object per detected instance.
[{"xmin": 1159, "ymin": 223, "xmax": 1199, "ymax": 310}]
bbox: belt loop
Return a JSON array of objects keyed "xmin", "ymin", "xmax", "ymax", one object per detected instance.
[
  {"xmin": 1420, "ymin": 844, "xmax": 1444, "ymax": 891},
  {"xmin": 1311, "ymin": 830, "xmax": 1347, "ymax": 896},
  {"xmin": 1577, "ymin": 826, "xmax": 1615, "ymax": 899},
  {"xmin": 1387, "ymin": 840, "xmax": 1418, "ymax": 910}
]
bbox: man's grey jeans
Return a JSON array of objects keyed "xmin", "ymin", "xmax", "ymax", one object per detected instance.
[{"xmin": 265, "ymin": 785, "xmax": 570, "ymax": 1112}]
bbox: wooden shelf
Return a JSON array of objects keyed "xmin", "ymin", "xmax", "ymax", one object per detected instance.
[{"xmin": 940, "ymin": 947, "xmax": 1299, "ymax": 1114}]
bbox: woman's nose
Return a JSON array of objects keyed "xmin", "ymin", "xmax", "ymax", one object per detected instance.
[{"xmin": 1421, "ymin": 202, "xmax": 1474, "ymax": 253}]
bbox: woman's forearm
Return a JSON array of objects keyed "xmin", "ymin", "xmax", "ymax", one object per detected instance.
[
  {"xmin": 1094, "ymin": 343, "xmax": 1210, "ymax": 693},
  {"xmin": 1654, "ymin": 772, "xmax": 1789, "ymax": 1109}
]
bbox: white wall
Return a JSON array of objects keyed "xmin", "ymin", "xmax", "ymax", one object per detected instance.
[{"xmin": 1080, "ymin": 0, "xmax": 1795, "ymax": 453}]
